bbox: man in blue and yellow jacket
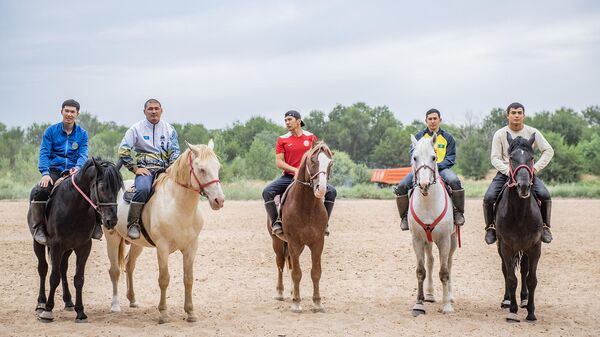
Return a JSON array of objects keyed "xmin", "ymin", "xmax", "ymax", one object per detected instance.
[{"xmin": 394, "ymin": 108, "xmax": 465, "ymax": 230}]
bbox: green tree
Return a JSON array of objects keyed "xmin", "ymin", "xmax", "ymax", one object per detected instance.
[
  {"xmin": 582, "ymin": 105, "xmax": 600, "ymax": 126},
  {"xmin": 577, "ymin": 133, "xmax": 600, "ymax": 175},
  {"xmin": 244, "ymin": 130, "xmax": 280, "ymax": 180},
  {"xmin": 371, "ymin": 127, "xmax": 413, "ymax": 168},
  {"xmin": 456, "ymin": 131, "xmax": 491, "ymax": 179},
  {"xmin": 529, "ymin": 108, "xmax": 587, "ymax": 146},
  {"xmin": 537, "ymin": 131, "xmax": 582, "ymax": 183}
]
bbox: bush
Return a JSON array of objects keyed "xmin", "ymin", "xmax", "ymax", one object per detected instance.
[
  {"xmin": 537, "ymin": 132, "xmax": 582, "ymax": 183},
  {"xmin": 330, "ymin": 151, "xmax": 369, "ymax": 187}
]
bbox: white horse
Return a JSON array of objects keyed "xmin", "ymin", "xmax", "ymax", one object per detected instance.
[
  {"xmin": 408, "ymin": 134, "xmax": 458, "ymax": 316},
  {"xmin": 104, "ymin": 141, "xmax": 225, "ymax": 324}
]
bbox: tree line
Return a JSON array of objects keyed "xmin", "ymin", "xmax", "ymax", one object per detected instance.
[{"xmin": 1, "ymin": 103, "xmax": 599, "ymax": 198}]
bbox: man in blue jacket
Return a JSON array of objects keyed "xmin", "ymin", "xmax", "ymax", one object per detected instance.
[
  {"xmin": 29, "ymin": 99, "xmax": 103, "ymax": 244},
  {"xmin": 394, "ymin": 108, "xmax": 465, "ymax": 230}
]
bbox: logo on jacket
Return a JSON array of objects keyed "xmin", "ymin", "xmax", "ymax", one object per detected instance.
[
  {"xmin": 72, "ymin": 142, "xmax": 78, "ymax": 150},
  {"xmin": 303, "ymin": 140, "xmax": 310, "ymax": 147},
  {"xmin": 143, "ymin": 136, "xmax": 150, "ymax": 140}
]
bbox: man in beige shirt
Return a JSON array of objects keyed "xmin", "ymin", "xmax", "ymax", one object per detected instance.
[{"xmin": 483, "ymin": 102, "xmax": 554, "ymax": 245}]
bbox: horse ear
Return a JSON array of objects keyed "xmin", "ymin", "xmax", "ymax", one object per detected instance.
[
  {"xmin": 431, "ymin": 133, "xmax": 437, "ymax": 145},
  {"xmin": 506, "ymin": 132, "xmax": 514, "ymax": 144},
  {"xmin": 208, "ymin": 139, "xmax": 214, "ymax": 149},
  {"xmin": 528, "ymin": 133, "xmax": 536, "ymax": 147},
  {"xmin": 411, "ymin": 134, "xmax": 418, "ymax": 146}
]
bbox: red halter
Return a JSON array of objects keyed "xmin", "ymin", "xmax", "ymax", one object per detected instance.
[
  {"xmin": 172, "ymin": 151, "xmax": 220, "ymax": 194},
  {"xmin": 71, "ymin": 171, "xmax": 118, "ymax": 212},
  {"xmin": 507, "ymin": 159, "xmax": 535, "ymax": 188},
  {"xmin": 409, "ymin": 180, "xmax": 450, "ymax": 243}
]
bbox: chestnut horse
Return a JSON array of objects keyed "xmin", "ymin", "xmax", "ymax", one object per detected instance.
[{"xmin": 270, "ymin": 142, "xmax": 333, "ymax": 313}]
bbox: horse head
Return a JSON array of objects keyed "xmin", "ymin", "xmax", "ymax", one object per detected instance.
[
  {"xmin": 507, "ymin": 133, "xmax": 536, "ymax": 198},
  {"xmin": 79, "ymin": 157, "xmax": 124, "ymax": 229},
  {"xmin": 411, "ymin": 134, "xmax": 438, "ymax": 196},
  {"xmin": 185, "ymin": 140, "xmax": 225, "ymax": 210},
  {"xmin": 301, "ymin": 142, "xmax": 333, "ymax": 199}
]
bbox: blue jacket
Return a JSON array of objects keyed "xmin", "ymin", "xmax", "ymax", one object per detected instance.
[
  {"xmin": 38, "ymin": 122, "xmax": 89, "ymax": 176},
  {"xmin": 414, "ymin": 127, "xmax": 456, "ymax": 171}
]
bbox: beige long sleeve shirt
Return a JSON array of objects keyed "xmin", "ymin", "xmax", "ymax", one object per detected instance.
[{"xmin": 490, "ymin": 125, "xmax": 554, "ymax": 176}]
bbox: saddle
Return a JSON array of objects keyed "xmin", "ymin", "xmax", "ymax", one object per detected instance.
[{"xmin": 48, "ymin": 170, "xmax": 74, "ymax": 197}]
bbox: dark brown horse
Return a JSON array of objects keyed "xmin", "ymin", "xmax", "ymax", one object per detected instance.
[
  {"xmin": 269, "ymin": 142, "xmax": 333, "ymax": 313},
  {"xmin": 495, "ymin": 133, "xmax": 543, "ymax": 322}
]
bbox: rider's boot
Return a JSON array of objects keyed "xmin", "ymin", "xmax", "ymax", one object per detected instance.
[
  {"xmin": 265, "ymin": 200, "xmax": 283, "ymax": 235},
  {"xmin": 324, "ymin": 200, "xmax": 334, "ymax": 236},
  {"xmin": 451, "ymin": 189, "xmax": 465, "ymax": 226},
  {"xmin": 92, "ymin": 212, "xmax": 103, "ymax": 240},
  {"xmin": 127, "ymin": 202, "xmax": 144, "ymax": 240},
  {"xmin": 483, "ymin": 201, "xmax": 496, "ymax": 244},
  {"xmin": 541, "ymin": 200, "xmax": 553, "ymax": 243},
  {"xmin": 395, "ymin": 194, "xmax": 409, "ymax": 231},
  {"xmin": 31, "ymin": 201, "xmax": 48, "ymax": 245}
]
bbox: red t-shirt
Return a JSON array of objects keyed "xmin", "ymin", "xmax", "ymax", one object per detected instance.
[{"xmin": 276, "ymin": 131, "xmax": 318, "ymax": 175}]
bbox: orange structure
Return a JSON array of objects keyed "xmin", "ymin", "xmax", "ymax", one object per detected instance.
[{"xmin": 370, "ymin": 167, "xmax": 412, "ymax": 186}]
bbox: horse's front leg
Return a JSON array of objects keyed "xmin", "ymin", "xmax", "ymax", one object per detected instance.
[
  {"xmin": 33, "ymin": 241, "xmax": 48, "ymax": 313},
  {"xmin": 498, "ymin": 241, "xmax": 511, "ymax": 308},
  {"xmin": 411, "ymin": 237, "xmax": 427, "ymax": 316},
  {"xmin": 519, "ymin": 254, "xmax": 529, "ymax": 308},
  {"xmin": 73, "ymin": 241, "xmax": 91, "ymax": 322},
  {"xmin": 447, "ymin": 231, "xmax": 458, "ymax": 304},
  {"xmin": 105, "ymin": 232, "xmax": 123, "ymax": 312},
  {"xmin": 424, "ymin": 243, "xmax": 435, "ymax": 302},
  {"xmin": 500, "ymin": 244, "xmax": 520, "ymax": 322},
  {"xmin": 437, "ymin": 238, "xmax": 454, "ymax": 314},
  {"xmin": 289, "ymin": 243, "xmax": 304, "ymax": 313},
  {"xmin": 39, "ymin": 246, "xmax": 65, "ymax": 322},
  {"xmin": 309, "ymin": 240, "xmax": 325, "ymax": 313},
  {"xmin": 182, "ymin": 239, "xmax": 199, "ymax": 322},
  {"xmin": 156, "ymin": 244, "xmax": 171, "ymax": 324},
  {"xmin": 126, "ymin": 244, "xmax": 144, "ymax": 308},
  {"xmin": 525, "ymin": 244, "xmax": 541, "ymax": 322},
  {"xmin": 60, "ymin": 249, "xmax": 75, "ymax": 311},
  {"xmin": 272, "ymin": 238, "xmax": 286, "ymax": 301}
]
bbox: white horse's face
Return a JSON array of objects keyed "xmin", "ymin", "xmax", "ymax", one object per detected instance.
[
  {"xmin": 411, "ymin": 134, "xmax": 438, "ymax": 196},
  {"xmin": 189, "ymin": 141, "xmax": 225, "ymax": 210}
]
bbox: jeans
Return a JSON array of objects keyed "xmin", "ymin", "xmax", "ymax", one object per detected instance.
[
  {"xmin": 483, "ymin": 172, "xmax": 551, "ymax": 205},
  {"xmin": 132, "ymin": 174, "xmax": 155, "ymax": 203},
  {"xmin": 262, "ymin": 174, "xmax": 337, "ymax": 203}
]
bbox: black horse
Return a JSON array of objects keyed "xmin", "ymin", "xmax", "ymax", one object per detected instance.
[
  {"xmin": 495, "ymin": 133, "xmax": 543, "ymax": 322},
  {"xmin": 28, "ymin": 158, "xmax": 123, "ymax": 322}
]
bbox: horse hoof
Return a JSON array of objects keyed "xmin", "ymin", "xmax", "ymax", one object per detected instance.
[
  {"xmin": 290, "ymin": 304, "xmax": 302, "ymax": 313},
  {"xmin": 424, "ymin": 294, "xmax": 435, "ymax": 303},
  {"xmin": 412, "ymin": 303, "xmax": 426, "ymax": 317},
  {"xmin": 526, "ymin": 314, "xmax": 537, "ymax": 322},
  {"xmin": 158, "ymin": 317, "xmax": 169, "ymax": 324},
  {"xmin": 506, "ymin": 312, "xmax": 520, "ymax": 322},
  {"xmin": 274, "ymin": 295, "xmax": 284, "ymax": 301},
  {"xmin": 75, "ymin": 318, "xmax": 89, "ymax": 323},
  {"xmin": 64, "ymin": 305, "xmax": 74, "ymax": 312},
  {"xmin": 187, "ymin": 315, "xmax": 198, "ymax": 323},
  {"xmin": 38, "ymin": 310, "xmax": 54, "ymax": 322},
  {"xmin": 35, "ymin": 303, "xmax": 46, "ymax": 314},
  {"xmin": 520, "ymin": 299, "xmax": 528, "ymax": 308},
  {"xmin": 129, "ymin": 302, "xmax": 139, "ymax": 308},
  {"xmin": 440, "ymin": 305, "xmax": 454, "ymax": 314},
  {"xmin": 110, "ymin": 306, "xmax": 121, "ymax": 313},
  {"xmin": 501, "ymin": 300, "xmax": 511, "ymax": 309},
  {"xmin": 311, "ymin": 306, "xmax": 325, "ymax": 313}
]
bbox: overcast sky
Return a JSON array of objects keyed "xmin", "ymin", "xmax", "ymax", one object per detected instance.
[{"xmin": 1, "ymin": 0, "xmax": 599, "ymax": 129}]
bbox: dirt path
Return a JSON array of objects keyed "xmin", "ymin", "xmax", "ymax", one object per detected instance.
[{"xmin": 1, "ymin": 199, "xmax": 599, "ymax": 336}]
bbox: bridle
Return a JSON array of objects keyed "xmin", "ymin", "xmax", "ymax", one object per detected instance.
[
  {"xmin": 413, "ymin": 162, "xmax": 437, "ymax": 191},
  {"xmin": 507, "ymin": 158, "xmax": 534, "ymax": 188},
  {"xmin": 296, "ymin": 149, "xmax": 332, "ymax": 189},
  {"xmin": 71, "ymin": 168, "xmax": 118, "ymax": 215},
  {"xmin": 172, "ymin": 151, "xmax": 220, "ymax": 195}
]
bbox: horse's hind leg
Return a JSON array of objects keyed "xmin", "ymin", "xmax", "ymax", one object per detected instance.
[
  {"xmin": 498, "ymin": 241, "xmax": 511, "ymax": 308},
  {"xmin": 156, "ymin": 244, "xmax": 171, "ymax": 324},
  {"xmin": 34, "ymin": 242, "xmax": 48, "ymax": 313},
  {"xmin": 520, "ymin": 254, "xmax": 529, "ymax": 308},
  {"xmin": 73, "ymin": 241, "xmax": 92, "ymax": 323},
  {"xmin": 309, "ymin": 240, "xmax": 325, "ymax": 313},
  {"xmin": 525, "ymin": 244, "xmax": 541, "ymax": 322},
  {"xmin": 411, "ymin": 238, "xmax": 427, "ymax": 316},
  {"xmin": 106, "ymin": 233, "xmax": 124, "ymax": 312},
  {"xmin": 61, "ymin": 249, "xmax": 74, "ymax": 311},
  {"xmin": 181, "ymin": 239, "xmax": 199, "ymax": 322},
  {"xmin": 272, "ymin": 239, "xmax": 286, "ymax": 301},
  {"xmin": 424, "ymin": 243, "xmax": 435, "ymax": 302},
  {"xmin": 289, "ymin": 243, "xmax": 304, "ymax": 313},
  {"xmin": 126, "ymin": 244, "xmax": 144, "ymax": 308},
  {"xmin": 447, "ymin": 232, "xmax": 458, "ymax": 304},
  {"xmin": 437, "ymin": 239, "xmax": 454, "ymax": 314}
]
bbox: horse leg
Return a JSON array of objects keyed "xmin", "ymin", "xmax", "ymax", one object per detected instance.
[
  {"xmin": 525, "ymin": 244, "xmax": 541, "ymax": 322},
  {"xmin": 106, "ymin": 232, "xmax": 124, "ymax": 312},
  {"xmin": 448, "ymin": 231, "xmax": 458, "ymax": 304},
  {"xmin": 182, "ymin": 239, "xmax": 199, "ymax": 322},
  {"xmin": 273, "ymin": 239, "xmax": 286, "ymax": 301},
  {"xmin": 500, "ymin": 243, "xmax": 520, "ymax": 322},
  {"xmin": 437, "ymin": 238, "xmax": 454, "ymax": 314},
  {"xmin": 34, "ymin": 242, "xmax": 48, "ymax": 313},
  {"xmin": 498, "ymin": 241, "xmax": 511, "ymax": 308},
  {"xmin": 289, "ymin": 243, "xmax": 304, "ymax": 313},
  {"xmin": 309, "ymin": 240, "xmax": 325, "ymax": 313},
  {"xmin": 39, "ymin": 246, "xmax": 65, "ymax": 322},
  {"xmin": 61, "ymin": 249, "xmax": 74, "ymax": 311},
  {"xmin": 411, "ymin": 238, "xmax": 427, "ymax": 316},
  {"xmin": 424, "ymin": 243, "xmax": 435, "ymax": 302},
  {"xmin": 156, "ymin": 244, "xmax": 171, "ymax": 324},
  {"xmin": 73, "ymin": 241, "xmax": 91, "ymax": 323},
  {"xmin": 126, "ymin": 244, "xmax": 144, "ymax": 308},
  {"xmin": 520, "ymin": 254, "xmax": 529, "ymax": 308}
]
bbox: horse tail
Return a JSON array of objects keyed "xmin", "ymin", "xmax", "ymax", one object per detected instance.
[{"xmin": 118, "ymin": 238, "xmax": 126, "ymax": 272}]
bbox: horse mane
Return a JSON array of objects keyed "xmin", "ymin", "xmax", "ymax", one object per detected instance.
[
  {"xmin": 154, "ymin": 145, "xmax": 218, "ymax": 189},
  {"xmin": 80, "ymin": 157, "xmax": 124, "ymax": 192},
  {"xmin": 508, "ymin": 135, "xmax": 534, "ymax": 155}
]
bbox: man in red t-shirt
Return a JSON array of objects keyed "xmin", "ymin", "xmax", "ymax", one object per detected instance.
[{"xmin": 262, "ymin": 110, "xmax": 337, "ymax": 235}]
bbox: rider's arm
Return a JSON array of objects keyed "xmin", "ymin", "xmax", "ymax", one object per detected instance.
[
  {"xmin": 167, "ymin": 127, "xmax": 181, "ymax": 165},
  {"xmin": 491, "ymin": 130, "xmax": 509, "ymax": 175},
  {"xmin": 276, "ymin": 153, "xmax": 297, "ymax": 175},
  {"xmin": 533, "ymin": 131, "xmax": 554, "ymax": 173},
  {"xmin": 38, "ymin": 127, "xmax": 52, "ymax": 176},
  {"xmin": 74, "ymin": 129, "xmax": 89, "ymax": 171},
  {"xmin": 118, "ymin": 127, "xmax": 138, "ymax": 174},
  {"xmin": 437, "ymin": 133, "xmax": 456, "ymax": 171}
]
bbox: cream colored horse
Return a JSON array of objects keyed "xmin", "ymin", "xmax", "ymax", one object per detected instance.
[{"xmin": 104, "ymin": 141, "xmax": 225, "ymax": 324}]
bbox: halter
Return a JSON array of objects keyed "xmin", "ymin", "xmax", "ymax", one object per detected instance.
[
  {"xmin": 507, "ymin": 158, "xmax": 534, "ymax": 188},
  {"xmin": 412, "ymin": 163, "xmax": 437, "ymax": 190},
  {"xmin": 297, "ymin": 149, "xmax": 332, "ymax": 188},
  {"xmin": 172, "ymin": 151, "xmax": 220, "ymax": 195},
  {"xmin": 71, "ymin": 169, "xmax": 118, "ymax": 214}
]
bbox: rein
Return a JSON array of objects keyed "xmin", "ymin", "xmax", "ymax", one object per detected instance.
[
  {"xmin": 296, "ymin": 149, "xmax": 331, "ymax": 188},
  {"xmin": 507, "ymin": 159, "xmax": 534, "ymax": 188},
  {"xmin": 409, "ymin": 180, "xmax": 452, "ymax": 244},
  {"xmin": 71, "ymin": 170, "xmax": 117, "ymax": 213},
  {"xmin": 172, "ymin": 151, "xmax": 220, "ymax": 195}
]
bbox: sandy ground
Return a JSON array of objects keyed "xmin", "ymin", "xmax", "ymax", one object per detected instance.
[{"xmin": 0, "ymin": 199, "xmax": 599, "ymax": 337}]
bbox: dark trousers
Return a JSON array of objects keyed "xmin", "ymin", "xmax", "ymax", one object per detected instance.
[
  {"xmin": 30, "ymin": 169, "xmax": 62, "ymax": 202},
  {"xmin": 394, "ymin": 168, "xmax": 462, "ymax": 196},
  {"xmin": 483, "ymin": 172, "xmax": 551, "ymax": 205},
  {"xmin": 262, "ymin": 174, "xmax": 337, "ymax": 203}
]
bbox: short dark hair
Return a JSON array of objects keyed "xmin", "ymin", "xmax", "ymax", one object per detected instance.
[
  {"xmin": 144, "ymin": 98, "xmax": 162, "ymax": 109},
  {"xmin": 62, "ymin": 99, "xmax": 80, "ymax": 112},
  {"xmin": 426, "ymin": 108, "xmax": 440, "ymax": 118},
  {"xmin": 506, "ymin": 102, "xmax": 525, "ymax": 114}
]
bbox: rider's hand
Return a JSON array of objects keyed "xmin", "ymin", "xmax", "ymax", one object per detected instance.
[
  {"xmin": 39, "ymin": 175, "xmax": 53, "ymax": 188},
  {"xmin": 69, "ymin": 167, "xmax": 79, "ymax": 175},
  {"xmin": 135, "ymin": 167, "xmax": 152, "ymax": 176}
]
